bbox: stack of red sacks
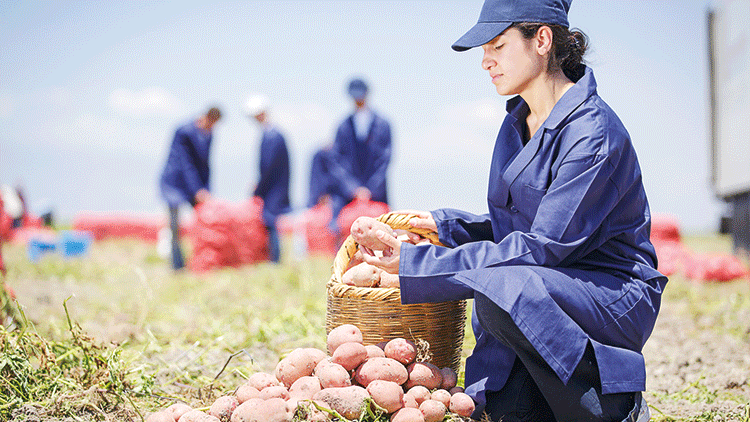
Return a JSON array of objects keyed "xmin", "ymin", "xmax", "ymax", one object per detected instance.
[
  {"xmin": 651, "ymin": 214, "xmax": 748, "ymax": 282},
  {"xmin": 188, "ymin": 197, "xmax": 268, "ymax": 272},
  {"xmin": 336, "ymin": 198, "xmax": 390, "ymax": 244},
  {"xmin": 72, "ymin": 212, "xmax": 164, "ymax": 243}
]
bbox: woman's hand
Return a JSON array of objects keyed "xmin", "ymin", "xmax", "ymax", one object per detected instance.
[
  {"xmin": 360, "ymin": 229, "xmax": 401, "ymax": 275},
  {"xmin": 393, "ymin": 209, "xmax": 437, "ymax": 232}
]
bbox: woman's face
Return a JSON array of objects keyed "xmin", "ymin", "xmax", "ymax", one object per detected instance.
[{"xmin": 481, "ymin": 27, "xmax": 545, "ymax": 97}]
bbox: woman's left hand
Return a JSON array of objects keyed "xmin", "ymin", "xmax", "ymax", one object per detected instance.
[{"xmin": 360, "ymin": 229, "xmax": 401, "ymax": 274}]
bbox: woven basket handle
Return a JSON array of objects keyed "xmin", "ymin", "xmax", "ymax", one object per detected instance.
[{"xmin": 331, "ymin": 212, "xmax": 443, "ymax": 284}]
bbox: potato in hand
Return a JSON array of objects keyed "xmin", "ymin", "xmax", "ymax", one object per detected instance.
[{"xmin": 350, "ymin": 216, "xmax": 396, "ymax": 251}]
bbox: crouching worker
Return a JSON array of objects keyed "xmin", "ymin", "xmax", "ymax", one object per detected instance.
[
  {"xmin": 159, "ymin": 106, "xmax": 222, "ymax": 271},
  {"xmin": 358, "ymin": 0, "xmax": 666, "ymax": 421}
]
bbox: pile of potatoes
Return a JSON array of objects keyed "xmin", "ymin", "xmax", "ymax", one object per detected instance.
[
  {"xmin": 344, "ymin": 216, "xmax": 432, "ymax": 289},
  {"xmin": 145, "ymin": 324, "xmax": 475, "ymax": 422}
]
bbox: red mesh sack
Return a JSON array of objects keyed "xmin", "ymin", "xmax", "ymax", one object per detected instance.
[
  {"xmin": 188, "ymin": 197, "xmax": 268, "ymax": 272},
  {"xmin": 336, "ymin": 198, "xmax": 390, "ymax": 240},
  {"xmin": 684, "ymin": 252, "xmax": 749, "ymax": 282},
  {"xmin": 304, "ymin": 203, "xmax": 337, "ymax": 256},
  {"xmin": 72, "ymin": 212, "xmax": 164, "ymax": 242}
]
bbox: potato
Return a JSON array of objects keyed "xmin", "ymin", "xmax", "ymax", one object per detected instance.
[
  {"xmin": 288, "ymin": 376, "xmax": 322, "ymax": 402},
  {"xmin": 405, "ymin": 386, "xmax": 430, "ymax": 405},
  {"xmin": 145, "ymin": 411, "xmax": 174, "ymax": 422},
  {"xmin": 439, "ymin": 367, "xmax": 458, "ymax": 390},
  {"xmin": 230, "ymin": 398, "xmax": 290, "ymax": 422},
  {"xmin": 327, "ymin": 324, "xmax": 363, "ymax": 355},
  {"xmin": 405, "ymin": 362, "xmax": 443, "ymax": 390},
  {"xmin": 345, "ymin": 250, "xmax": 365, "ymax": 272},
  {"xmin": 313, "ymin": 360, "xmax": 352, "ymax": 388},
  {"xmin": 246, "ymin": 372, "xmax": 281, "ymax": 391},
  {"xmin": 258, "ymin": 385, "xmax": 289, "ymax": 401},
  {"xmin": 401, "ymin": 392, "xmax": 419, "ymax": 409},
  {"xmin": 365, "ymin": 344, "xmax": 386, "ymax": 359},
  {"xmin": 234, "ymin": 383, "xmax": 260, "ymax": 403},
  {"xmin": 350, "ymin": 216, "xmax": 396, "ymax": 251},
  {"xmin": 430, "ymin": 389, "xmax": 451, "ymax": 408},
  {"xmin": 384, "ymin": 338, "xmax": 417, "ymax": 366},
  {"xmin": 390, "ymin": 407, "xmax": 425, "ymax": 422},
  {"xmin": 166, "ymin": 403, "xmax": 192, "ymax": 421},
  {"xmin": 312, "ymin": 386, "xmax": 370, "ymax": 420},
  {"xmin": 419, "ymin": 399, "xmax": 447, "ymax": 422},
  {"xmin": 449, "ymin": 386, "xmax": 464, "ymax": 395},
  {"xmin": 449, "ymin": 392, "xmax": 476, "ymax": 418},
  {"xmin": 178, "ymin": 409, "xmax": 220, "ymax": 422},
  {"xmin": 274, "ymin": 348, "xmax": 326, "ymax": 387},
  {"xmin": 354, "ymin": 357, "xmax": 408, "ymax": 387},
  {"xmin": 209, "ymin": 395, "xmax": 239, "ymax": 422},
  {"xmin": 366, "ymin": 380, "xmax": 404, "ymax": 414},
  {"xmin": 342, "ymin": 262, "xmax": 381, "ymax": 287},
  {"xmin": 332, "ymin": 341, "xmax": 368, "ymax": 371},
  {"xmin": 379, "ymin": 271, "xmax": 400, "ymax": 288},
  {"xmin": 229, "ymin": 398, "xmax": 263, "ymax": 422}
]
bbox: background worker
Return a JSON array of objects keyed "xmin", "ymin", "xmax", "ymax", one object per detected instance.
[
  {"xmin": 245, "ymin": 94, "xmax": 291, "ymax": 264},
  {"xmin": 327, "ymin": 78, "xmax": 392, "ymax": 230},
  {"xmin": 159, "ymin": 106, "xmax": 222, "ymax": 270},
  {"xmin": 358, "ymin": 0, "xmax": 665, "ymax": 420}
]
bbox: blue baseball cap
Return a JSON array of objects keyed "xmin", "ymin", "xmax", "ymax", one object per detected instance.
[
  {"xmin": 452, "ymin": 0, "xmax": 572, "ymax": 51},
  {"xmin": 347, "ymin": 78, "xmax": 369, "ymax": 101}
]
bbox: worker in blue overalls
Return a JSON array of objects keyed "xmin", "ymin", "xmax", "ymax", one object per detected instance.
[
  {"xmin": 160, "ymin": 106, "xmax": 221, "ymax": 270},
  {"xmin": 358, "ymin": 1, "xmax": 666, "ymax": 421},
  {"xmin": 245, "ymin": 94, "xmax": 291, "ymax": 264},
  {"xmin": 327, "ymin": 78, "xmax": 392, "ymax": 232}
]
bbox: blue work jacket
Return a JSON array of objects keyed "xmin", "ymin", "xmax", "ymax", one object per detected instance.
[
  {"xmin": 253, "ymin": 126, "xmax": 291, "ymax": 226},
  {"xmin": 160, "ymin": 121, "xmax": 212, "ymax": 207},
  {"xmin": 328, "ymin": 110, "xmax": 392, "ymax": 204},
  {"xmin": 307, "ymin": 147, "xmax": 334, "ymax": 208},
  {"xmin": 398, "ymin": 67, "xmax": 667, "ymax": 417}
]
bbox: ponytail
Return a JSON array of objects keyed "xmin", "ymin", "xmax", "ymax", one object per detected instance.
[{"xmin": 512, "ymin": 23, "xmax": 588, "ymax": 82}]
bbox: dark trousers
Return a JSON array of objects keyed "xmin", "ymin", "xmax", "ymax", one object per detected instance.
[
  {"xmin": 474, "ymin": 293, "xmax": 635, "ymax": 422},
  {"xmin": 168, "ymin": 206, "xmax": 185, "ymax": 270},
  {"xmin": 267, "ymin": 223, "xmax": 281, "ymax": 263}
]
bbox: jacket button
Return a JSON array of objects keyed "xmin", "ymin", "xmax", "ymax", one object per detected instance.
[{"xmin": 509, "ymin": 205, "xmax": 518, "ymax": 213}]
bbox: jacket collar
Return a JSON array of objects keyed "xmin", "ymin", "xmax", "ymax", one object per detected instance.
[{"xmin": 506, "ymin": 66, "xmax": 597, "ymax": 131}]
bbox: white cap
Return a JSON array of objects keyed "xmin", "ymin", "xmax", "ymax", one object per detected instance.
[{"xmin": 244, "ymin": 94, "xmax": 269, "ymax": 118}]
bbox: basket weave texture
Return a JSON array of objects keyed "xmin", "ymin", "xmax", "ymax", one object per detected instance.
[{"xmin": 326, "ymin": 213, "xmax": 467, "ymax": 372}]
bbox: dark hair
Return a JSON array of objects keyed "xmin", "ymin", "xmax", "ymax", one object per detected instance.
[
  {"xmin": 206, "ymin": 106, "xmax": 222, "ymax": 121},
  {"xmin": 511, "ymin": 23, "xmax": 588, "ymax": 82}
]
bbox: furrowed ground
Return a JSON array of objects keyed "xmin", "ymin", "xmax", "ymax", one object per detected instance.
[{"xmin": 1, "ymin": 233, "xmax": 748, "ymax": 421}]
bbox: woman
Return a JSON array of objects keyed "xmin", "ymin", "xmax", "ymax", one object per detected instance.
[{"xmin": 359, "ymin": 0, "xmax": 666, "ymax": 421}]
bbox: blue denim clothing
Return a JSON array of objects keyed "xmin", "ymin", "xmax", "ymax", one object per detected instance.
[
  {"xmin": 160, "ymin": 121, "xmax": 212, "ymax": 207},
  {"xmin": 398, "ymin": 67, "xmax": 667, "ymax": 417},
  {"xmin": 327, "ymin": 110, "xmax": 392, "ymax": 205},
  {"xmin": 253, "ymin": 126, "xmax": 291, "ymax": 227}
]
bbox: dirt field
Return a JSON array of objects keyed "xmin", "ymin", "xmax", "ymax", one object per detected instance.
[{"xmin": 2, "ymin": 233, "xmax": 749, "ymax": 421}]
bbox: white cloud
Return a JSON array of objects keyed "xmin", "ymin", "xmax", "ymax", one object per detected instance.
[
  {"xmin": 53, "ymin": 112, "xmax": 168, "ymax": 154},
  {"xmin": 108, "ymin": 87, "xmax": 183, "ymax": 119}
]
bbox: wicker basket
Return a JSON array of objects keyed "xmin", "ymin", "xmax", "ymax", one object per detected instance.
[{"xmin": 326, "ymin": 213, "xmax": 467, "ymax": 373}]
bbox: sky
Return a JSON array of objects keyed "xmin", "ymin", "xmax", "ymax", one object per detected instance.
[{"xmin": 0, "ymin": 0, "xmax": 728, "ymax": 234}]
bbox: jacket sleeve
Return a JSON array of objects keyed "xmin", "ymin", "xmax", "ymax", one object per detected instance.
[
  {"xmin": 176, "ymin": 130, "xmax": 206, "ymax": 200},
  {"xmin": 253, "ymin": 134, "xmax": 288, "ymax": 198},
  {"xmin": 400, "ymin": 151, "xmax": 621, "ymax": 280},
  {"xmin": 432, "ymin": 208, "xmax": 495, "ymax": 247}
]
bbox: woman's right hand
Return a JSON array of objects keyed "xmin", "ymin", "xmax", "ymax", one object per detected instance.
[{"xmin": 393, "ymin": 209, "xmax": 437, "ymax": 233}]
